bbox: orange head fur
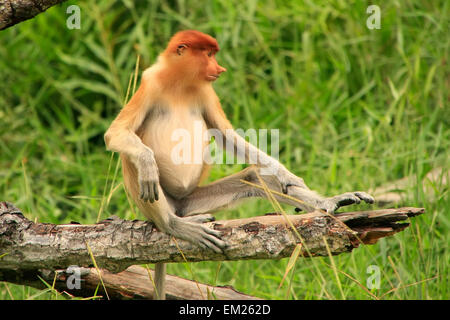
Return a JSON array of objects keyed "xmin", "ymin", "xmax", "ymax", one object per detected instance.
[{"xmin": 161, "ymin": 30, "xmax": 226, "ymax": 85}]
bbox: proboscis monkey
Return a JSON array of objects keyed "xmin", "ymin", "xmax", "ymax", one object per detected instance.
[{"xmin": 104, "ymin": 30, "xmax": 374, "ymax": 299}]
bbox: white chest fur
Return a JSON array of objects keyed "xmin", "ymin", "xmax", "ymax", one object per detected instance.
[{"xmin": 141, "ymin": 105, "xmax": 208, "ymax": 198}]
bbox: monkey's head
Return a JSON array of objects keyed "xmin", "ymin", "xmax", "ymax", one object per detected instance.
[{"xmin": 163, "ymin": 30, "xmax": 227, "ymax": 83}]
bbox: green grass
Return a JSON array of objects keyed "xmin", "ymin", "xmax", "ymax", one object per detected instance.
[{"xmin": 0, "ymin": 0, "xmax": 448, "ymax": 300}]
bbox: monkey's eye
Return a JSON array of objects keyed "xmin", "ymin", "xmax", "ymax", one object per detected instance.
[
  {"xmin": 207, "ymin": 51, "xmax": 213, "ymax": 57},
  {"xmin": 177, "ymin": 44, "xmax": 188, "ymax": 55}
]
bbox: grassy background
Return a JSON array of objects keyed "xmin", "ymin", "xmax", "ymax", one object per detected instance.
[{"xmin": 0, "ymin": 0, "xmax": 448, "ymax": 299}]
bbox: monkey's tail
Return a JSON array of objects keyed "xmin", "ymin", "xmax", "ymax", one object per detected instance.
[{"xmin": 154, "ymin": 262, "xmax": 166, "ymax": 300}]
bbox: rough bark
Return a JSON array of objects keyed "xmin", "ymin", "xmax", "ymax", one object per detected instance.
[
  {"xmin": 0, "ymin": 201, "xmax": 424, "ymax": 274},
  {"xmin": 0, "ymin": 0, "xmax": 67, "ymax": 30},
  {"xmin": 3, "ymin": 265, "xmax": 260, "ymax": 300}
]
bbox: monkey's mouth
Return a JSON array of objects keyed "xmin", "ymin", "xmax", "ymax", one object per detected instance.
[{"xmin": 207, "ymin": 74, "xmax": 220, "ymax": 81}]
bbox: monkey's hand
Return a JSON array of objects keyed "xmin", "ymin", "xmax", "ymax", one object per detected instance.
[
  {"xmin": 277, "ymin": 166, "xmax": 308, "ymax": 194},
  {"xmin": 137, "ymin": 150, "xmax": 160, "ymax": 203},
  {"xmin": 320, "ymin": 191, "xmax": 375, "ymax": 213}
]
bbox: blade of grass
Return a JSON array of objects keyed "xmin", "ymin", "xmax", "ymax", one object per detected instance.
[
  {"xmin": 323, "ymin": 236, "xmax": 346, "ymax": 299},
  {"xmin": 85, "ymin": 241, "xmax": 110, "ymax": 300}
]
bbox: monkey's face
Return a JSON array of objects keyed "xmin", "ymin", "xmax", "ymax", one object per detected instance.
[
  {"xmin": 201, "ymin": 49, "xmax": 226, "ymax": 82},
  {"xmin": 174, "ymin": 44, "xmax": 226, "ymax": 83}
]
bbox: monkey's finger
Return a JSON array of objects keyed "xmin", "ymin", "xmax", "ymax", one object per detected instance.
[
  {"xmin": 140, "ymin": 181, "xmax": 148, "ymax": 201},
  {"xmin": 139, "ymin": 182, "xmax": 143, "ymax": 199},
  {"xmin": 148, "ymin": 182, "xmax": 155, "ymax": 203},
  {"xmin": 142, "ymin": 181, "xmax": 150, "ymax": 202},
  {"xmin": 153, "ymin": 182, "xmax": 159, "ymax": 201},
  {"xmin": 355, "ymin": 192, "xmax": 375, "ymax": 204}
]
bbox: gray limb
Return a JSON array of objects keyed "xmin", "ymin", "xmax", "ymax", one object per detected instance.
[
  {"xmin": 154, "ymin": 262, "xmax": 166, "ymax": 300},
  {"xmin": 174, "ymin": 166, "xmax": 374, "ymax": 217}
]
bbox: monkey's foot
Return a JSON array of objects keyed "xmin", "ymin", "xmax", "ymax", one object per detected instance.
[
  {"xmin": 320, "ymin": 191, "xmax": 375, "ymax": 213},
  {"xmin": 168, "ymin": 217, "xmax": 227, "ymax": 253}
]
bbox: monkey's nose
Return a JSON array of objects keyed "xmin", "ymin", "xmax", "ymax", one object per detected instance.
[{"xmin": 218, "ymin": 66, "xmax": 227, "ymax": 74}]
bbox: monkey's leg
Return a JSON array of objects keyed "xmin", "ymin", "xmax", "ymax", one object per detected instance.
[
  {"xmin": 133, "ymin": 186, "xmax": 227, "ymax": 254},
  {"xmin": 175, "ymin": 166, "xmax": 308, "ymax": 216},
  {"xmin": 134, "ymin": 183, "xmax": 227, "ymax": 300},
  {"xmin": 154, "ymin": 262, "xmax": 166, "ymax": 300},
  {"xmin": 122, "ymin": 156, "xmax": 227, "ymax": 253},
  {"xmin": 175, "ymin": 166, "xmax": 374, "ymax": 216},
  {"xmin": 123, "ymin": 168, "xmax": 226, "ymax": 301}
]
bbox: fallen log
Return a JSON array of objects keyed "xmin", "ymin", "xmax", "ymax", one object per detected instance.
[
  {"xmin": 0, "ymin": 201, "xmax": 424, "ymax": 299},
  {"xmin": 2, "ymin": 264, "xmax": 259, "ymax": 300}
]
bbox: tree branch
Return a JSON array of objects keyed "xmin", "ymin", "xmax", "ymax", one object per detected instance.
[
  {"xmin": 0, "ymin": 0, "xmax": 67, "ymax": 30},
  {"xmin": 2, "ymin": 265, "xmax": 260, "ymax": 300},
  {"xmin": 0, "ymin": 201, "xmax": 424, "ymax": 274}
]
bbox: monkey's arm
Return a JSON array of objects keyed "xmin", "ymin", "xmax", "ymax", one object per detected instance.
[
  {"xmin": 104, "ymin": 80, "xmax": 159, "ymax": 202},
  {"xmin": 203, "ymin": 99, "xmax": 307, "ymax": 191},
  {"xmin": 203, "ymin": 100, "xmax": 374, "ymax": 212}
]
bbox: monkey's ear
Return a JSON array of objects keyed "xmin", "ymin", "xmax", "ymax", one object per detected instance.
[{"xmin": 176, "ymin": 44, "xmax": 188, "ymax": 56}]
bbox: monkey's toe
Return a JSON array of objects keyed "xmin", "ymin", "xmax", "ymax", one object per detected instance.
[
  {"xmin": 355, "ymin": 191, "xmax": 375, "ymax": 204},
  {"xmin": 197, "ymin": 225, "xmax": 227, "ymax": 253},
  {"xmin": 183, "ymin": 214, "xmax": 216, "ymax": 223},
  {"xmin": 334, "ymin": 193, "xmax": 361, "ymax": 207},
  {"xmin": 170, "ymin": 217, "xmax": 227, "ymax": 254}
]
